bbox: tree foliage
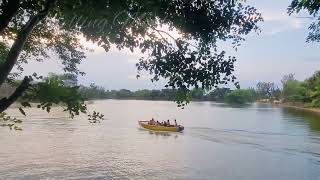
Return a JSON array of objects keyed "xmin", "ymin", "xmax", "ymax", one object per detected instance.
[
  {"xmin": 288, "ymin": 0, "xmax": 320, "ymax": 42},
  {"xmin": 224, "ymin": 89, "xmax": 255, "ymax": 104},
  {"xmin": 206, "ymin": 88, "xmax": 231, "ymax": 102},
  {"xmin": 305, "ymin": 71, "xmax": 320, "ymax": 107},
  {"xmin": 281, "ymin": 72, "xmax": 320, "ymax": 107},
  {"xmin": 282, "ymin": 79, "xmax": 306, "ymax": 102},
  {"xmin": 79, "ymin": 85, "xmax": 186, "ymax": 101},
  {"xmin": 190, "ymin": 88, "xmax": 205, "ymax": 100},
  {"xmin": 0, "ymin": 0, "xmax": 262, "ymax": 127},
  {"xmin": 76, "ymin": 84, "xmax": 257, "ymax": 104},
  {"xmin": 23, "ymin": 75, "xmax": 87, "ymax": 117},
  {"xmin": 255, "ymin": 82, "xmax": 279, "ymax": 99}
]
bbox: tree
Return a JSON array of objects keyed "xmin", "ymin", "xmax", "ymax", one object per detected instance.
[
  {"xmin": 272, "ymin": 88, "xmax": 282, "ymax": 100},
  {"xmin": 281, "ymin": 72, "xmax": 320, "ymax": 107},
  {"xmin": 206, "ymin": 88, "xmax": 231, "ymax": 101},
  {"xmin": 134, "ymin": 89, "xmax": 152, "ymax": 99},
  {"xmin": 281, "ymin": 73, "xmax": 295, "ymax": 87},
  {"xmin": 305, "ymin": 71, "xmax": 320, "ymax": 107},
  {"xmin": 288, "ymin": 0, "xmax": 320, "ymax": 42},
  {"xmin": 224, "ymin": 89, "xmax": 255, "ymax": 104},
  {"xmin": 79, "ymin": 83, "xmax": 109, "ymax": 100},
  {"xmin": 149, "ymin": 90, "xmax": 162, "ymax": 100},
  {"xmin": 0, "ymin": 0, "xmax": 262, "ymax": 124},
  {"xmin": 160, "ymin": 89, "xmax": 176, "ymax": 100},
  {"xmin": 255, "ymin": 82, "xmax": 277, "ymax": 99},
  {"xmin": 116, "ymin": 89, "xmax": 133, "ymax": 98},
  {"xmin": 190, "ymin": 88, "xmax": 205, "ymax": 100},
  {"xmin": 282, "ymin": 80, "xmax": 306, "ymax": 102}
]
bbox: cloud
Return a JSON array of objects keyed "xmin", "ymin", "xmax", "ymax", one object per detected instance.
[
  {"xmin": 256, "ymin": 4, "xmax": 309, "ymax": 36},
  {"xmin": 262, "ymin": 16, "xmax": 306, "ymax": 36},
  {"xmin": 263, "ymin": 11, "xmax": 288, "ymax": 22},
  {"xmin": 127, "ymin": 58, "xmax": 140, "ymax": 64},
  {"xmin": 78, "ymin": 35, "xmax": 147, "ymax": 59}
]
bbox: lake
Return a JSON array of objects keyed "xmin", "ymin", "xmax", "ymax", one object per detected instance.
[{"xmin": 1, "ymin": 100, "xmax": 320, "ymax": 180}]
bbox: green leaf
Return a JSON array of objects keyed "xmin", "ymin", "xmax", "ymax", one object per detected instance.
[
  {"xmin": 19, "ymin": 107, "xmax": 26, "ymax": 116},
  {"xmin": 21, "ymin": 102, "xmax": 31, "ymax": 107}
]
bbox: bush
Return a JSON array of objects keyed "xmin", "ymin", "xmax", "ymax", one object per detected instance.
[
  {"xmin": 224, "ymin": 89, "xmax": 255, "ymax": 104},
  {"xmin": 282, "ymin": 80, "xmax": 307, "ymax": 102}
]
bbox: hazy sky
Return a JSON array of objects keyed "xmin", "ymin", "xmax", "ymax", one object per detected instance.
[{"xmin": 21, "ymin": 0, "xmax": 320, "ymax": 90}]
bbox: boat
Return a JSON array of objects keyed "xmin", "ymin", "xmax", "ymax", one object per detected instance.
[{"xmin": 138, "ymin": 121, "xmax": 184, "ymax": 132}]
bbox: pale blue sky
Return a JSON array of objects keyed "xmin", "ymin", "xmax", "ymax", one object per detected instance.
[{"xmin": 22, "ymin": 0, "xmax": 320, "ymax": 90}]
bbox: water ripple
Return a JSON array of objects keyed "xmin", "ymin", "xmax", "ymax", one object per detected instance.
[{"xmin": 188, "ymin": 127, "xmax": 320, "ymax": 164}]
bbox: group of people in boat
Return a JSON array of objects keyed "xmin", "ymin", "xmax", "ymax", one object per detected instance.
[{"xmin": 148, "ymin": 118, "xmax": 179, "ymax": 127}]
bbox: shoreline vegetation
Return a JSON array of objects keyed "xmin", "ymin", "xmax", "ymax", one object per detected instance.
[
  {"xmin": 274, "ymin": 102, "xmax": 320, "ymax": 115},
  {"xmin": 8, "ymin": 99, "xmax": 320, "ymax": 117},
  {"xmin": 1, "ymin": 71, "xmax": 320, "ymax": 116},
  {"xmin": 5, "ymin": 95, "xmax": 320, "ymax": 117}
]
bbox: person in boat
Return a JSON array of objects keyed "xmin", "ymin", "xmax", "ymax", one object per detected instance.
[
  {"xmin": 163, "ymin": 121, "xmax": 167, "ymax": 126},
  {"xmin": 174, "ymin": 119, "xmax": 178, "ymax": 127},
  {"xmin": 149, "ymin": 118, "xmax": 156, "ymax": 125}
]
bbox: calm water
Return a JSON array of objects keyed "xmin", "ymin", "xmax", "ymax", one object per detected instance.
[{"xmin": 1, "ymin": 100, "xmax": 320, "ymax": 180}]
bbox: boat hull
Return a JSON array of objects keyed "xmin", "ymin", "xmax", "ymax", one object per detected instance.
[{"xmin": 139, "ymin": 121, "xmax": 184, "ymax": 132}]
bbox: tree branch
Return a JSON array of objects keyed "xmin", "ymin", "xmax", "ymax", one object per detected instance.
[
  {"xmin": 150, "ymin": 26, "xmax": 198, "ymax": 48},
  {"xmin": 151, "ymin": 27, "xmax": 178, "ymax": 42},
  {"xmin": 0, "ymin": 0, "xmax": 20, "ymax": 34},
  {"xmin": 0, "ymin": 76, "xmax": 31, "ymax": 112},
  {"xmin": 0, "ymin": 0, "xmax": 55, "ymax": 86}
]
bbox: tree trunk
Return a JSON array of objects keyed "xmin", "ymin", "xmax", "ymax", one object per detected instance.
[
  {"xmin": 0, "ymin": 76, "xmax": 31, "ymax": 112},
  {"xmin": 0, "ymin": 0, "xmax": 21, "ymax": 34},
  {"xmin": 0, "ymin": 0, "xmax": 55, "ymax": 112},
  {"xmin": 0, "ymin": 0, "xmax": 54, "ymax": 86},
  {"xmin": 0, "ymin": 16, "xmax": 42, "ymax": 86}
]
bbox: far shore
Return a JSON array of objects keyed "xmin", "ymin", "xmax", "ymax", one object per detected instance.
[
  {"xmin": 8, "ymin": 99, "xmax": 320, "ymax": 117},
  {"xmin": 267, "ymin": 102, "xmax": 320, "ymax": 116},
  {"xmin": 281, "ymin": 104, "xmax": 320, "ymax": 115}
]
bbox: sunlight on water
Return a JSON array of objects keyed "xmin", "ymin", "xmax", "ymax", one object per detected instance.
[{"xmin": 0, "ymin": 100, "xmax": 320, "ymax": 179}]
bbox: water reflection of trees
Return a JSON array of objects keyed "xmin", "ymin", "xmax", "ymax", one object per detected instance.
[
  {"xmin": 282, "ymin": 108, "xmax": 320, "ymax": 134},
  {"xmin": 210, "ymin": 102, "xmax": 254, "ymax": 108}
]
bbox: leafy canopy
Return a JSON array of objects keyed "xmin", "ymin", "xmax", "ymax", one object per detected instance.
[
  {"xmin": 224, "ymin": 89, "xmax": 255, "ymax": 104},
  {"xmin": 1, "ymin": 0, "xmax": 261, "ymax": 101},
  {"xmin": 0, "ymin": 0, "xmax": 262, "ymax": 127},
  {"xmin": 281, "ymin": 72, "xmax": 320, "ymax": 107},
  {"xmin": 288, "ymin": 0, "xmax": 320, "ymax": 42}
]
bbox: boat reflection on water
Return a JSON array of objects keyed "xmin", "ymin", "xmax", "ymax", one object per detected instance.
[
  {"xmin": 138, "ymin": 127, "xmax": 180, "ymax": 138},
  {"xmin": 148, "ymin": 130, "xmax": 180, "ymax": 139},
  {"xmin": 149, "ymin": 130, "xmax": 170, "ymax": 136}
]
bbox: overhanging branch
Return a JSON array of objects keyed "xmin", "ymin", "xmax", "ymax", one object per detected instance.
[
  {"xmin": 0, "ymin": 0, "xmax": 55, "ymax": 86},
  {"xmin": 0, "ymin": 0, "xmax": 21, "ymax": 34},
  {"xmin": 0, "ymin": 76, "xmax": 31, "ymax": 112}
]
